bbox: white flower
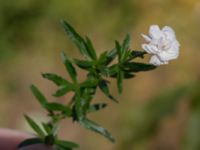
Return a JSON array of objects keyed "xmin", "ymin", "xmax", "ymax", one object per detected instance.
[{"xmin": 141, "ymin": 25, "xmax": 180, "ymax": 66}]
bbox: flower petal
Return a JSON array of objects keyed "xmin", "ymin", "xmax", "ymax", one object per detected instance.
[
  {"xmin": 142, "ymin": 44, "xmax": 160, "ymax": 54},
  {"xmin": 149, "ymin": 55, "xmax": 168, "ymax": 66},
  {"xmin": 141, "ymin": 34, "xmax": 152, "ymax": 42},
  {"xmin": 157, "ymin": 48, "xmax": 179, "ymax": 61},
  {"xmin": 162, "ymin": 26, "xmax": 176, "ymax": 40},
  {"xmin": 149, "ymin": 25, "xmax": 163, "ymax": 39}
]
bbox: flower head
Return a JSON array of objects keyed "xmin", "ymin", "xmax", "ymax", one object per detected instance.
[{"xmin": 142, "ymin": 25, "xmax": 180, "ymax": 66}]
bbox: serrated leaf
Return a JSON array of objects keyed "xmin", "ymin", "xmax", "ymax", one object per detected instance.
[
  {"xmin": 17, "ymin": 138, "xmax": 43, "ymax": 148},
  {"xmin": 55, "ymin": 139, "xmax": 79, "ymax": 149},
  {"xmin": 73, "ymin": 59, "xmax": 94, "ymax": 70},
  {"xmin": 123, "ymin": 62, "xmax": 156, "ymax": 72},
  {"xmin": 117, "ymin": 70, "xmax": 123, "ymax": 94},
  {"xmin": 42, "ymin": 73, "xmax": 70, "ymax": 86},
  {"xmin": 99, "ymin": 79, "xmax": 118, "ymax": 103},
  {"xmin": 44, "ymin": 102, "xmax": 72, "ymax": 116},
  {"xmin": 61, "ymin": 52, "xmax": 77, "ymax": 82},
  {"xmin": 88, "ymin": 103, "xmax": 107, "ymax": 113},
  {"xmin": 85, "ymin": 36, "xmax": 97, "ymax": 60},
  {"xmin": 30, "ymin": 85, "xmax": 47, "ymax": 108},
  {"xmin": 61, "ymin": 20, "xmax": 89, "ymax": 58},
  {"xmin": 80, "ymin": 118, "xmax": 115, "ymax": 142},
  {"xmin": 24, "ymin": 115, "xmax": 45, "ymax": 138}
]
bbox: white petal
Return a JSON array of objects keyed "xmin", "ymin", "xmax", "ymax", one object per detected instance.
[
  {"xmin": 142, "ymin": 44, "xmax": 160, "ymax": 54},
  {"xmin": 149, "ymin": 25, "xmax": 163, "ymax": 39},
  {"xmin": 141, "ymin": 34, "xmax": 152, "ymax": 42},
  {"xmin": 149, "ymin": 55, "xmax": 168, "ymax": 66},
  {"xmin": 162, "ymin": 26, "xmax": 176, "ymax": 40},
  {"xmin": 173, "ymin": 40, "xmax": 180, "ymax": 48},
  {"xmin": 157, "ymin": 49, "xmax": 179, "ymax": 61}
]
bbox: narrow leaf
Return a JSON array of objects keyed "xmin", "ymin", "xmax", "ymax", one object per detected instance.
[
  {"xmin": 73, "ymin": 59, "xmax": 94, "ymax": 70},
  {"xmin": 123, "ymin": 72, "xmax": 135, "ymax": 79},
  {"xmin": 45, "ymin": 102, "xmax": 72, "ymax": 116},
  {"xmin": 85, "ymin": 36, "xmax": 97, "ymax": 60},
  {"xmin": 99, "ymin": 80, "xmax": 118, "ymax": 103},
  {"xmin": 42, "ymin": 73, "xmax": 70, "ymax": 86},
  {"xmin": 55, "ymin": 145, "xmax": 70, "ymax": 150},
  {"xmin": 115, "ymin": 40, "xmax": 121, "ymax": 62},
  {"xmin": 80, "ymin": 78, "xmax": 98, "ymax": 88},
  {"xmin": 127, "ymin": 51, "xmax": 147, "ymax": 61},
  {"xmin": 121, "ymin": 34, "xmax": 130, "ymax": 61},
  {"xmin": 88, "ymin": 103, "xmax": 107, "ymax": 113},
  {"xmin": 30, "ymin": 85, "xmax": 47, "ymax": 108},
  {"xmin": 61, "ymin": 20, "xmax": 89, "ymax": 58},
  {"xmin": 53, "ymin": 86, "xmax": 74, "ymax": 97},
  {"xmin": 98, "ymin": 48, "xmax": 117, "ymax": 66},
  {"xmin": 123, "ymin": 62, "xmax": 156, "ymax": 72},
  {"xmin": 61, "ymin": 52, "xmax": 77, "ymax": 82},
  {"xmin": 117, "ymin": 70, "xmax": 123, "ymax": 94},
  {"xmin": 42, "ymin": 122, "xmax": 52, "ymax": 135},
  {"xmin": 55, "ymin": 139, "xmax": 79, "ymax": 149},
  {"xmin": 80, "ymin": 118, "xmax": 115, "ymax": 142},
  {"xmin": 17, "ymin": 138, "xmax": 43, "ymax": 148},
  {"xmin": 24, "ymin": 115, "xmax": 45, "ymax": 138}
]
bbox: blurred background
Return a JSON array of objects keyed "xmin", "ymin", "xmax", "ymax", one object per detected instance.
[{"xmin": 0, "ymin": 0, "xmax": 200, "ymax": 150}]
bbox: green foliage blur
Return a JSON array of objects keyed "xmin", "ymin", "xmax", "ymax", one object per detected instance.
[{"xmin": 0, "ymin": 0, "xmax": 200, "ymax": 150}]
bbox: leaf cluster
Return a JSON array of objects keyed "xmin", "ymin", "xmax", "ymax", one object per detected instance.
[{"xmin": 18, "ymin": 20, "xmax": 156, "ymax": 149}]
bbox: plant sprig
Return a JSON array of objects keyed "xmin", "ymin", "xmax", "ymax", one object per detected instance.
[{"xmin": 18, "ymin": 20, "xmax": 156, "ymax": 150}]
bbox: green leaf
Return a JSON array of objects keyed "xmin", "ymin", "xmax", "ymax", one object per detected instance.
[
  {"xmin": 44, "ymin": 134, "xmax": 55, "ymax": 145},
  {"xmin": 24, "ymin": 115, "xmax": 45, "ymax": 138},
  {"xmin": 17, "ymin": 138, "xmax": 43, "ymax": 148},
  {"xmin": 80, "ymin": 118, "xmax": 115, "ymax": 142},
  {"xmin": 55, "ymin": 145, "xmax": 71, "ymax": 150},
  {"xmin": 53, "ymin": 86, "xmax": 74, "ymax": 97},
  {"xmin": 115, "ymin": 40, "xmax": 121, "ymax": 62},
  {"xmin": 127, "ymin": 51, "xmax": 147, "ymax": 61},
  {"xmin": 61, "ymin": 52, "xmax": 77, "ymax": 82},
  {"xmin": 80, "ymin": 78, "xmax": 98, "ymax": 88},
  {"xmin": 74, "ymin": 93, "xmax": 85, "ymax": 121},
  {"xmin": 73, "ymin": 59, "xmax": 94, "ymax": 70},
  {"xmin": 101, "ymin": 64, "xmax": 118, "ymax": 77},
  {"xmin": 44, "ymin": 102, "xmax": 72, "ymax": 116},
  {"xmin": 123, "ymin": 62, "xmax": 156, "ymax": 72},
  {"xmin": 99, "ymin": 80, "xmax": 118, "ymax": 103},
  {"xmin": 30, "ymin": 85, "xmax": 47, "ymax": 108},
  {"xmin": 61, "ymin": 20, "xmax": 89, "ymax": 58},
  {"xmin": 42, "ymin": 73, "xmax": 70, "ymax": 86},
  {"xmin": 55, "ymin": 139, "xmax": 79, "ymax": 149},
  {"xmin": 42, "ymin": 122, "xmax": 52, "ymax": 135},
  {"xmin": 123, "ymin": 72, "xmax": 135, "ymax": 79},
  {"xmin": 88, "ymin": 103, "xmax": 107, "ymax": 113},
  {"xmin": 98, "ymin": 48, "xmax": 117, "ymax": 66},
  {"xmin": 117, "ymin": 70, "xmax": 123, "ymax": 94},
  {"xmin": 85, "ymin": 36, "xmax": 97, "ymax": 60},
  {"xmin": 105, "ymin": 48, "xmax": 117, "ymax": 65},
  {"xmin": 121, "ymin": 34, "xmax": 130, "ymax": 61}
]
